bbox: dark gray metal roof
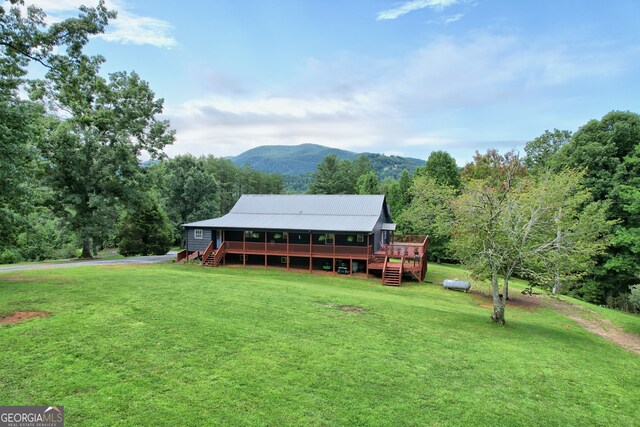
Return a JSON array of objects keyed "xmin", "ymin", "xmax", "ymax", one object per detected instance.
[{"xmin": 182, "ymin": 194, "xmax": 391, "ymax": 233}]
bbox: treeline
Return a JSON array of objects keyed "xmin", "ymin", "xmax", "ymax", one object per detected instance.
[
  {"xmin": 147, "ymin": 156, "xmax": 283, "ymax": 243},
  {"xmin": 0, "ymin": 2, "xmax": 282, "ymax": 263},
  {"xmin": 306, "ymin": 111, "xmax": 640, "ymax": 318},
  {"xmin": 281, "ymin": 152, "xmax": 422, "ymax": 193}
]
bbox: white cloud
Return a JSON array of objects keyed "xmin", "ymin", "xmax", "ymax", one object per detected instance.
[
  {"xmin": 377, "ymin": 0, "xmax": 459, "ymax": 21},
  {"xmin": 444, "ymin": 13, "xmax": 464, "ymax": 23},
  {"xmin": 22, "ymin": 0, "xmax": 177, "ymax": 48},
  {"xmin": 164, "ymin": 33, "xmax": 627, "ymax": 160}
]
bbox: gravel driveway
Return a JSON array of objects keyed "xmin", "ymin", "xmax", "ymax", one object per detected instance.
[{"xmin": 0, "ymin": 252, "xmax": 177, "ymax": 273}]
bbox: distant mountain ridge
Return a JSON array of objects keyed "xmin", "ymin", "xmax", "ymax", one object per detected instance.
[{"xmin": 230, "ymin": 143, "xmax": 425, "ymax": 178}]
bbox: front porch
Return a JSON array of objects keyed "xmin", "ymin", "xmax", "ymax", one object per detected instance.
[{"xmin": 178, "ymin": 232, "xmax": 429, "ymax": 286}]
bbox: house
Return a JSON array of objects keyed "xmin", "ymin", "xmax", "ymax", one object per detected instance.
[{"xmin": 177, "ymin": 194, "xmax": 428, "ymax": 286}]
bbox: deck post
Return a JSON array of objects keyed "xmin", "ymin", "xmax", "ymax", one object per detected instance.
[
  {"xmin": 222, "ymin": 230, "xmax": 226, "ymax": 266},
  {"xmin": 309, "ymin": 232, "xmax": 312, "ymax": 274},
  {"xmin": 243, "ymin": 231, "xmax": 246, "ymax": 266},
  {"xmin": 286, "ymin": 232, "xmax": 290, "ymax": 271},
  {"xmin": 366, "ymin": 234, "xmax": 370, "ymax": 276},
  {"xmin": 264, "ymin": 231, "xmax": 267, "ymax": 269},
  {"xmin": 333, "ymin": 234, "xmax": 336, "ymax": 275}
]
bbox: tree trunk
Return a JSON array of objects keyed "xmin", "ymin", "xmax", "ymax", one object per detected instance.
[
  {"xmin": 552, "ymin": 271, "xmax": 560, "ymax": 295},
  {"xmin": 490, "ymin": 272, "xmax": 506, "ymax": 324},
  {"xmin": 552, "ymin": 213, "xmax": 562, "ymax": 295},
  {"xmin": 80, "ymin": 238, "xmax": 93, "ymax": 259},
  {"xmin": 504, "ymin": 277, "xmax": 510, "ymax": 301}
]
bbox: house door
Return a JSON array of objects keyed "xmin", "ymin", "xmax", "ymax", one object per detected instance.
[{"xmin": 216, "ymin": 230, "xmax": 222, "ymax": 249}]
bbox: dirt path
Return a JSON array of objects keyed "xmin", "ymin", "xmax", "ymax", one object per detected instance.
[
  {"xmin": 472, "ymin": 290, "xmax": 640, "ymax": 355},
  {"xmin": 539, "ymin": 296, "xmax": 640, "ymax": 356}
]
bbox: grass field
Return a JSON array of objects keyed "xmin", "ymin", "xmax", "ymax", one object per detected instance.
[{"xmin": 1, "ymin": 263, "xmax": 639, "ymax": 426}]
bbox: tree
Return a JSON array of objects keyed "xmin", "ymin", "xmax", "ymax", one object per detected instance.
[
  {"xmin": 356, "ymin": 171, "xmax": 380, "ymax": 194},
  {"xmin": 118, "ymin": 195, "xmax": 172, "ymax": 256},
  {"xmin": 351, "ymin": 155, "xmax": 374, "ymax": 181},
  {"xmin": 309, "ymin": 154, "xmax": 353, "ymax": 194},
  {"xmin": 397, "ymin": 175, "xmax": 456, "ymax": 262},
  {"xmin": 510, "ymin": 170, "xmax": 612, "ymax": 296},
  {"xmin": 157, "ymin": 155, "xmax": 220, "ymax": 238},
  {"xmin": 420, "ymin": 150, "xmax": 461, "ymax": 189},
  {"xmin": 452, "ymin": 164, "xmax": 613, "ymax": 324},
  {"xmin": 0, "ymin": 1, "xmax": 112, "ymax": 253},
  {"xmin": 630, "ymin": 285, "xmax": 640, "ymax": 312},
  {"xmin": 461, "ymin": 149, "xmax": 526, "ymax": 185},
  {"xmin": 451, "ymin": 167, "xmax": 519, "ymax": 324},
  {"xmin": 554, "ymin": 111, "xmax": 640, "ymax": 306},
  {"xmin": 524, "ymin": 129, "xmax": 571, "ymax": 172},
  {"xmin": 41, "ymin": 69, "xmax": 175, "ymax": 257}
]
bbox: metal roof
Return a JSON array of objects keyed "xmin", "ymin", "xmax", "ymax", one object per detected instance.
[{"xmin": 182, "ymin": 194, "xmax": 391, "ymax": 233}]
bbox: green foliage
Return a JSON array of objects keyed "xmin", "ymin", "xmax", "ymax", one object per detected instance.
[
  {"xmin": 356, "ymin": 171, "xmax": 380, "ymax": 194},
  {"xmin": 382, "ymin": 169, "xmax": 413, "ymax": 218},
  {"xmin": 513, "ymin": 170, "xmax": 613, "ymax": 295},
  {"xmin": 461, "ymin": 149, "xmax": 526, "ymax": 186},
  {"xmin": 118, "ymin": 196, "xmax": 172, "ymax": 256},
  {"xmin": 524, "ymin": 129, "xmax": 571, "ymax": 172},
  {"xmin": 554, "ymin": 111, "xmax": 640, "ymax": 304},
  {"xmin": 419, "ymin": 150, "xmax": 461, "ymax": 189},
  {"xmin": 154, "ymin": 154, "xmax": 220, "ymax": 228},
  {"xmin": 629, "ymin": 285, "xmax": 640, "ymax": 311},
  {"xmin": 308, "ymin": 154, "xmax": 354, "ymax": 194},
  {"xmin": 150, "ymin": 155, "xmax": 283, "ymax": 242},
  {"xmin": 0, "ymin": 248, "xmax": 23, "ymax": 264},
  {"xmin": 397, "ymin": 175, "xmax": 456, "ymax": 262}
]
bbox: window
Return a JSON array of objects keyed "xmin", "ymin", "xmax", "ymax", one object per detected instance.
[
  {"xmin": 280, "ymin": 257, "xmax": 287, "ymax": 264},
  {"xmin": 325, "ymin": 233, "xmax": 334, "ymax": 245},
  {"xmin": 357, "ymin": 234, "xmax": 364, "ymax": 243},
  {"xmin": 194, "ymin": 229, "xmax": 203, "ymax": 239}
]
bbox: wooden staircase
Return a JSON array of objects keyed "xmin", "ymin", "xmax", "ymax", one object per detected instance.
[
  {"xmin": 202, "ymin": 241, "xmax": 225, "ymax": 267},
  {"xmin": 382, "ymin": 258, "xmax": 403, "ymax": 286}
]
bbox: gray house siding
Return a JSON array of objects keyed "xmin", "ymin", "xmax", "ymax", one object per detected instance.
[
  {"xmin": 186, "ymin": 227, "xmax": 213, "ymax": 252},
  {"xmin": 373, "ymin": 208, "xmax": 387, "ymax": 251}
]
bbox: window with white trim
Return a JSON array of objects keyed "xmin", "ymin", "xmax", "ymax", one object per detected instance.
[
  {"xmin": 194, "ymin": 229, "xmax": 203, "ymax": 239},
  {"xmin": 357, "ymin": 234, "xmax": 364, "ymax": 243}
]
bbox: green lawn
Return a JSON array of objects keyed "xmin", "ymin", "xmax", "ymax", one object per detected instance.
[{"xmin": 1, "ymin": 264, "xmax": 639, "ymax": 426}]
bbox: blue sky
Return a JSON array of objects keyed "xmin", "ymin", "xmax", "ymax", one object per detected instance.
[{"xmin": 26, "ymin": 0, "xmax": 640, "ymax": 164}]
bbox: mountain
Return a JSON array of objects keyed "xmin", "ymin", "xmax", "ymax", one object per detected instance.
[{"xmin": 230, "ymin": 143, "xmax": 425, "ymax": 179}]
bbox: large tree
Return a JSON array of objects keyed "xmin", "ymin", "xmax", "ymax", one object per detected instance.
[
  {"xmin": 397, "ymin": 175, "xmax": 456, "ymax": 262},
  {"xmin": 40, "ymin": 68, "xmax": 174, "ymax": 257},
  {"xmin": 309, "ymin": 154, "xmax": 353, "ymax": 194},
  {"xmin": 420, "ymin": 150, "xmax": 461, "ymax": 189},
  {"xmin": 509, "ymin": 170, "xmax": 612, "ymax": 296},
  {"xmin": 524, "ymin": 129, "xmax": 571, "ymax": 172},
  {"xmin": 554, "ymin": 111, "xmax": 640, "ymax": 304},
  {"xmin": 0, "ymin": 1, "xmax": 112, "ymax": 252},
  {"xmin": 155, "ymin": 155, "xmax": 220, "ymax": 240}
]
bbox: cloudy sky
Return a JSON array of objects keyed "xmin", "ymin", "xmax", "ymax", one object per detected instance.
[{"xmin": 24, "ymin": 0, "xmax": 640, "ymax": 164}]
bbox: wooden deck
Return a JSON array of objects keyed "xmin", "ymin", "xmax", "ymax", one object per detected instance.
[{"xmin": 181, "ymin": 234, "xmax": 429, "ymax": 286}]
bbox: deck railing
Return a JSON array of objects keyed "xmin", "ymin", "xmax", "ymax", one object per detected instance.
[{"xmin": 224, "ymin": 241, "xmax": 372, "ymax": 258}]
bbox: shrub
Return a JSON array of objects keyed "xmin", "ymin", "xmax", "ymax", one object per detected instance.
[
  {"xmin": 0, "ymin": 249, "xmax": 23, "ymax": 264},
  {"xmin": 118, "ymin": 196, "xmax": 173, "ymax": 257}
]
